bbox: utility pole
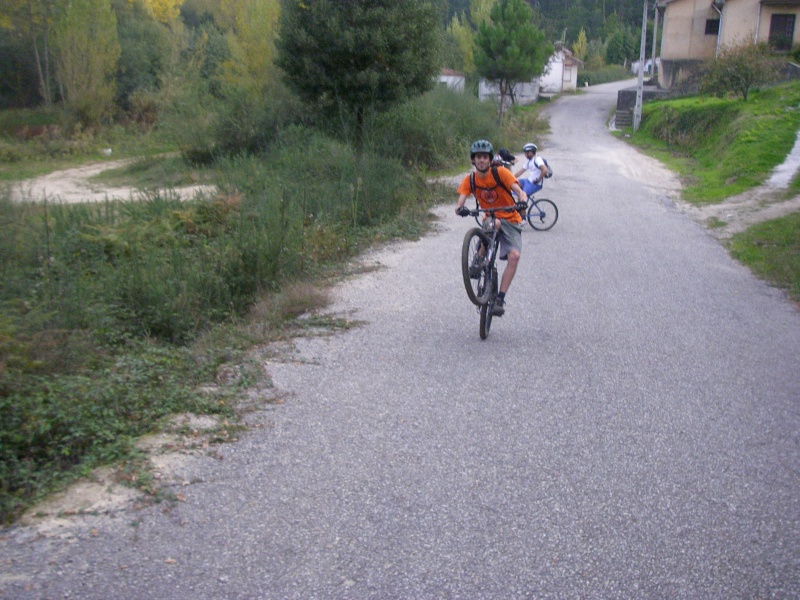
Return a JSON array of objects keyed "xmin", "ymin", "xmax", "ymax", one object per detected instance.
[
  {"xmin": 633, "ymin": 0, "xmax": 648, "ymax": 132},
  {"xmin": 651, "ymin": 1, "xmax": 659, "ymax": 82}
]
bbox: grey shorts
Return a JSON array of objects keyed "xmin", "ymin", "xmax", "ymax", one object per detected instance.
[{"xmin": 483, "ymin": 218, "xmax": 522, "ymax": 260}]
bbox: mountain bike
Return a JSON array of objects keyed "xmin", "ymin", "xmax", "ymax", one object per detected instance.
[
  {"xmin": 461, "ymin": 204, "xmax": 524, "ymax": 340},
  {"xmin": 473, "ymin": 195, "xmax": 558, "ymax": 231},
  {"xmin": 522, "ymin": 196, "xmax": 558, "ymax": 230}
]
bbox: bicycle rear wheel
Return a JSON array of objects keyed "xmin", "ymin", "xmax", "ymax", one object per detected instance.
[
  {"xmin": 462, "ymin": 228, "xmax": 491, "ymax": 306},
  {"xmin": 527, "ymin": 198, "xmax": 558, "ymax": 231}
]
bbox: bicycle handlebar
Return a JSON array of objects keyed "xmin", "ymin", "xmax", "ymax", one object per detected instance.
[{"xmin": 467, "ymin": 202, "xmax": 527, "ymax": 217}]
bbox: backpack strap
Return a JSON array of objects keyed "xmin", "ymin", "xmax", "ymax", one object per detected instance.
[
  {"xmin": 491, "ymin": 165, "xmax": 513, "ymax": 196},
  {"xmin": 470, "ymin": 165, "xmax": 513, "ymax": 197}
]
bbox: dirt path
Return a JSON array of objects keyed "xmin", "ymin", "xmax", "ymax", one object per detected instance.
[
  {"xmin": 10, "ymin": 158, "xmax": 214, "ymax": 204},
  {"xmin": 677, "ymin": 185, "xmax": 800, "ymax": 239}
]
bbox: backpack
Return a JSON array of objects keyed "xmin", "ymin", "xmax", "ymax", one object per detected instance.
[
  {"xmin": 469, "ymin": 164, "xmax": 513, "ymax": 197},
  {"xmin": 542, "ymin": 157, "xmax": 553, "ymax": 178}
]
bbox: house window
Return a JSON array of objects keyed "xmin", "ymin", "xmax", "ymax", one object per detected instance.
[
  {"xmin": 769, "ymin": 14, "xmax": 796, "ymax": 51},
  {"xmin": 705, "ymin": 19, "xmax": 720, "ymax": 35}
]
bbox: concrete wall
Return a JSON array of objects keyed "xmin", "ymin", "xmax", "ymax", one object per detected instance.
[
  {"xmin": 438, "ymin": 75, "xmax": 465, "ymax": 92},
  {"xmin": 479, "ymin": 79, "xmax": 540, "ymax": 106}
]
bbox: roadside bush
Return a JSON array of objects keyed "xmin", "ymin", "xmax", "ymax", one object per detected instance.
[
  {"xmin": 640, "ymin": 97, "xmax": 741, "ymax": 149},
  {"xmin": 700, "ymin": 44, "xmax": 783, "ymax": 101},
  {"xmin": 578, "ymin": 65, "xmax": 630, "ymax": 87},
  {"xmin": 368, "ymin": 86, "xmax": 499, "ymax": 170},
  {"xmin": 214, "ymin": 82, "xmax": 301, "ymax": 155}
]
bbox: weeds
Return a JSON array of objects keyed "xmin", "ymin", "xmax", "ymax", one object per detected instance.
[
  {"xmin": 0, "ymin": 130, "xmax": 443, "ymax": 524},
  {"xmin": 629, "ymin": 80, "xmax": 800, "ymax": 203},
  {"xmin": 729, "ymin": 213, "xmax": 800, "ymax": 302}
]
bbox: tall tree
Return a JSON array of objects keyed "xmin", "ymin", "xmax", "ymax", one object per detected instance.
[
  {"xmin": 223, "ymin": 0, "xmax": 280, "ymax": 91},
  {"xmin": 473, "ymin": 0, "xmax": 551, "ymax": 123},
  {"xmin": 447, "ymin": 12, "xmax": 475, "ymax": 74},
  {"xmin": 52, "ymin": 0, "xmax": 120, "ymax": 124},
  {"xmin": 572, "ymin": 27, "xmax": 587, "ymax": 62},
  {"xmin": 276, "ymin": 0, "xmax": 441, "ymax": 148},
  {"xmin": 0, "ymin": 0, "xmax": 58, "ymax": 105}
]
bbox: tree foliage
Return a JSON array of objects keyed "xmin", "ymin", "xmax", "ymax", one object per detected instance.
[
  {"xmin": 275, "ymin": 0, "xmax": 441, "ymax": 147},
  {"xmin": 447, "ymin": 12, "xmax": 475, "ymax": 74},
  {"xmin": 572, "ymin": 27, "xmax": 587, "ymax": 62},
  {"xmin": 700, "ymin": 44, "xmax": 782, "ymax": 101},
  {"xmin": 52, "ymin": 0, "xmax": 121, "ymax": 124},
  {"xmin": 221, "ymin": 0, "xmax": 280, "ymax": 91},
  {"xmin": 138, "ymin": 0, "xmax": 182, "ymax": 22},
  {"xmin": 473, "ymin": 0, "xmax": 551, "ymax": 123},
  {"xmin": 114, "ymin": 0, "xmax": 173, "ymax": 109},
  {"xmin": 604, "ymin": 27, "xmax": 637, "ymax": 65}
]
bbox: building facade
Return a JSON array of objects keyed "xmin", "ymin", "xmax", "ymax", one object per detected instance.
[{"xmin": 657, "ymin": 0, "xmax": 800, "ymax": 88}]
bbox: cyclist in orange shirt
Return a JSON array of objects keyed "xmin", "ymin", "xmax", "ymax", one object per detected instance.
[{"xmin": 455, "ymin": 140, "xmax": 528, "ymax": 317}]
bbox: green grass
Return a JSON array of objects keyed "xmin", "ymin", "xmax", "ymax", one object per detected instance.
[
  {"xmin": 578, "ymin": 65, "xmax": 633, "ymax": 87},
  {"xmin": 497, "ymin": 102, "xmax": 551, "ymax": 152},
  {"xmin": 627, "ymin": 81, "xmax": 800, "ymax": 204},
  {"xmin": 729, "ymin": 212, "xmax": 800, "ymax": 302},
  {"xmin": 621, "ymin": 80, "xmax": 800, "ymax": 303},
  {"xmin": 89, "ymin": 154, "xmax": 216, "ymax": 189},
  {"xmin": 0, "ymin": 107, "xmax": 177, "ymax": 182},
  {"xmin": 0, "ymin": 119, "xmax": 447, "ymax": 524}
]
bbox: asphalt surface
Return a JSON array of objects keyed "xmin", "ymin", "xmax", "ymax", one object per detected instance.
[{"xmin": 2, "ymin": 80, "xmax": 799, "ymax": 599}]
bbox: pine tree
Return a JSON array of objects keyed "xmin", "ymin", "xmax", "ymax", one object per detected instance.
[
  {"xmin": 276, "ymin": 0, "xmax": 441, "ymax": 149},
  {"xmin": 473, "ymin": 0, "xmax": 552, "ymax": 123},
  {"xmin": 52, "ymin": 0, "xmax": 120, "ymax": 124}
]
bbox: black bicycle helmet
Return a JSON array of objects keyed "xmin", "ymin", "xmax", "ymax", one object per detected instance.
[
  {"xmin": 497, "ymin": 147, "xmax": 516, "ymax": 163},
  {"xmin": 470, "ymin": 139, "xmax": 494, "ymax": 159}
]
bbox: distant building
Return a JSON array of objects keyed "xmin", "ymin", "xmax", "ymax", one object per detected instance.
[
  {"xmin": 656, "ymin": 0, "xmax": 800, "ymax": 89},
  {"xmin": 478, "ymin": 46, "xmax": 583, "ymax": 106},
  {"xmin": 438, "ymin": 69, "xmax": 466, "ymax": 92},
  {"xmin": 539, "ymin": 46, "xmax": 584, "ymax": 96}
]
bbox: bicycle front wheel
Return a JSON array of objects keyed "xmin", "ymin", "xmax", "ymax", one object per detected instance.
[
  {"xmin": 527, "ymin": 199, "xmax": 558, "ymax": 231},
  {"xmin": 461, "ymin": 228, "xmax": 490, "ymax": 306},
  {"xmin": 479, "ymin": 268, "xmax": 498, "ymax": 340},
  {"xmin": 479, "ymin": 301, "xmax": 492, "ymax": 339}
]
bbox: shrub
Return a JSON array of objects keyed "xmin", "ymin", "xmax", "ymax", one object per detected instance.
[
  {"xmin": 700, "ymin": 44, "xmax": 783, "ymax": 101},
  {"xmin": 368, "ymin": 86, "xmax": 499, "ymax": 171},
  {"xmin": 578, "ymin": 65, "xmax": 630, "ymax": 87}
]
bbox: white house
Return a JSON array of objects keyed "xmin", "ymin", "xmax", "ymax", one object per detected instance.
[
  {"xmin": 479, "ymin": 46, "xmax": 582, "ymax": 105},
  {"xmin": 539, "ymin": 47, "xmax": 583, "ymax": 96},
  {"xmin": 438, "ymin": 68, "xmax": 466, "ymax": 92}
]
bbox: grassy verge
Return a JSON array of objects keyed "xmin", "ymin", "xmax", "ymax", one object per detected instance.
[
  {"xmin": 0, "ymin": 137, "xmax": 450, "ymax": 525},
  {"xmin": 728, "ymin": 213, "xmax": 800, "ymax": 302},
  {"xmin": 578, "ymin": 66, "xmax": 633, "ymax": 87},
  {"xmin": 0, "ymin": 85, "xmax": 510, "ymax": 525},
  {"xmin": 624, "ymin": 80, "xmax": 800, "ymax": 204},
  {"xmin": 618, "ymin": 80, "xmax": 800, "ymax": 303},
  {"xmin": 498, "ymin": 101, "xmax": 552, "ymax": 152},
  {"xmin": 0, "ymin": 108, "xmax": 176, "ymax": 182},
  {"xmin": 89, "ymin": 154, "xmax": 216, "ymax": 189}
]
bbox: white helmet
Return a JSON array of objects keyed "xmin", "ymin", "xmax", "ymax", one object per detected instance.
[{"xmin": 522, "ymin": 143, "xmax": 537, "ymax": 153}]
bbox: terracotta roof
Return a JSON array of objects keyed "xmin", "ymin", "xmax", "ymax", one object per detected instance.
[{"xmin": 440, "ymin": 68, "xmax": 465, "ymax": 77}]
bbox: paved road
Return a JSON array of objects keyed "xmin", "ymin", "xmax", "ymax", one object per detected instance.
[{"xmin": 3, "ymin": 81, "xmax": 800, "ymax": 598}]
